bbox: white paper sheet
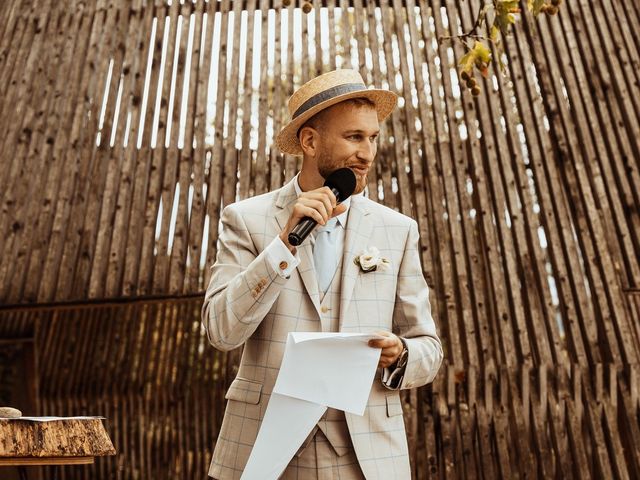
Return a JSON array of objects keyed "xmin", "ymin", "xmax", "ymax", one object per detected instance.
[
  {"xmin": 241, "ymin": 332, "xmax": 382, "ymax": 480},
  {"xmin": 274, "ymin": 332, "xmax": 382, "ymax": 415},
  {"xmin": 240, "ymin": 394, "xmax": 326, "ymax": 480}
]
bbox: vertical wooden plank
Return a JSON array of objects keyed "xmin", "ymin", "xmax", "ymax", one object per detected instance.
[
  {"xmin": 300, "ymin": 1, "xmax": 310, "ymax": 83},
  {"xmin": 11, "ymin": 5, "xmax": 90, "ymax": 303},
  {"xmin": 0, "ymin": 0, "xmax": 60, "ymax": 302},
  {"xmin": 555, "ymin": 0, "xmax": 640, "ymax": 363},
  {"xmin": 105, "ymin": 1, "xmax": 157, "ymax": 297},
  {"xmin": 550, "ymin": 0, "xmax": 640, "ymax": 296},
  {"xmin": 238, "ymin": 0, "xmax": 257, "ymax": 201},
  {"xmin": 456, "ymin": 0, "xmax": 535, "ymax": 370},
  {"xmin": 531, "ymin": 3, "xmax": 628, "ymax": 366},
  {"xmin": 457, "ymin": 400, "xmax": 479, "ymax": 480},
  {"xmin": 269, "ymin": 4, "xmax": 284, "ymax": 191},
  {"xmin": 475, "ymin": 403, "xmax": 498, "ymax": 479},
  {"xmin": 405, "ymin": 0, "xmax": 448, "ymax": 325},
  {"xmin": 313, "ymin": 0, "xmax": 322, "ymax": 76},
  {"xmin": 507, "ymin": 369, "xmax": 537, "ymax": 478},
  {"xmin": 137, "ymin": 0, "xmax": 181, "ymax": 295},
  {"xmin": 364, "ymin": 0, "xmax": 395, "ymax": 210},
  {"xmin": 0, "ymin": 1, "xmax": 24, "ymax": 81},
  {"xmin": 415, "ymin": 0, "xmax": 465, "ymax": 373},
  {"xmin": 493, "ymin": 405, "xmax": 516, "ymax": 479},
  {"xmin": 600, "ymin": 397, "xmax": 630, "ymax": 480},
  {"xmin": 484, "ymin": 24, "xmax": 561, "ymax": 367},
  {"xmin": 357, "ymin": 0, "xmax": 382, "ymax": 199},
  {"xmin": 52, "ymin": 0, "xmax": 115, "ymax": 301},
  {"xmin": 253, "ymin": 0, "xmax": 270, "ymax": 196},
  {"xmin": 433, "ymin": 369, "xmax": 454, "ymax": 478},
  {"xmin": 36, "ymin": 3, "xmax": 107, "ymax": 303},
  {"xmin": 497, "ymin": 27, "xmax": 569, "ymax": 368},
  {"xmin": 169, "ymin": 1, "xmax": 204, "ymax": 294},
  {"xmin": 0, "ymin": 2, "xmax": 37, "ymax": 121},
  {"xmin": 617, "ymin": 371, "xmax": 640, "ymax": 479},
  {"xmin": 586, "ymin": 0, "xmax": 640, "ymax": 151},
  {"xmin": 432, "ymin": 0, "xmax": 499, "ymax": 372},
  {"xmin": 379, "ymin": 0, "xmax": 411, "ymax": 217},
  {"xmin": 282, "ymin": 2, "xmax": 299, "ymax": 184},
  {"xmin": 88, "ymin": 0, "xmax": 147, "ymax": 298},
  {"xmin": 581, "ymin": 385, "xmax": 615, "ymax": 478},
  {"xmin": 122, "ymin": 0, "xmax": 167, "ymax": 296},
  {"xmin": 71, "ymin": 1, "xmax": 132, "ymax": 298},
  {"xmin": 184, "ymin": 0, "xmax": 214, "ymax": 293},
  {"xmin": 326, "ymin": 0, "xmax": 337, "ymax": 71},
  {"xmin": 221, "ymin": 0, "xmax": 244, "ymax": 206},
  {"xmin": 203, "ymin": 0, "xmax": 231, "ymax": 287},
  {"xmin": 153, "ymin": 0, "xmax": 191, "ymax": 294},
  {"xmin": 515, "ymin": 10, "xmax": 592, "ymax": 367},
  {"xmin": 390, "ymin": 0, "xmax": 433, "ymax": 262}
]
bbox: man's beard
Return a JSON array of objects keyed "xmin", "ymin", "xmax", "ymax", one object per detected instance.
[{"xmin": 317, "ymin": 151, "xmax": 367, "ymax": 195}]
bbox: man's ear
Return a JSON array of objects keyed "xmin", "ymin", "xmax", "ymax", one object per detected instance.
[{"xmin": 298, "ymin": 126, "xmax": 317, "ymax": 156}]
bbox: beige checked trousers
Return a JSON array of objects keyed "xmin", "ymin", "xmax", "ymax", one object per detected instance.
[{"xmin": 280, "ymin": 429, "xmax": 365, "ymax": 480}]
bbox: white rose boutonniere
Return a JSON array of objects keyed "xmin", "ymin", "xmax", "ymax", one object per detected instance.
[{"xmin": 354, "ymin": 247, "xmax": 391, "ymax": 273}]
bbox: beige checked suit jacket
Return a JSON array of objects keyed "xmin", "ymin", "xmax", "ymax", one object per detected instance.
[{"xmin": 202, "ymin": 178, "xmax": 443, "ymax": 479}]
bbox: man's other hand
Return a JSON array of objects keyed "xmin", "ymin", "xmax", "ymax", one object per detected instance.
[{"xmin": 368, "ymin": 331, "xmax": 403, "ymax": 368}]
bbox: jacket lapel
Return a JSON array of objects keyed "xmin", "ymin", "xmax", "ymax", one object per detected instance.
[
  {"xmin": 339, "ymin": 197, "xmax": 374, "ymax": 329},
  {"xmin": 274, "ymin": 181, "xmax": 322, "ymax": 316}
]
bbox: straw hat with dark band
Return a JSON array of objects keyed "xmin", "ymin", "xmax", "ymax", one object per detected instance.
[{"xmin": 275, "ymin": 69, "xmax": 398, "ymax": 156}]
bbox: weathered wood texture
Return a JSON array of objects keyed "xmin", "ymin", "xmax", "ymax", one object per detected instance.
[
  {"xmin": 1, "ymin": 301, "xmax": 639, "ymax": 479},
  {"xmin": 0, "ymin": 418, "xmax": 115, "ymax": 457},
  {"xmin": 0, "ymin": 0, "xmax": 639, "ymax": 478},
  {"xmin": 2, "ymin": 301, "xmax": 229, "ymax": 479}
]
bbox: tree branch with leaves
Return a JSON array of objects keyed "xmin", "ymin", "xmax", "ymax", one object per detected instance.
[{"xmin": 440, "ymin": 0, "xmax": 562, "ymax": 96}]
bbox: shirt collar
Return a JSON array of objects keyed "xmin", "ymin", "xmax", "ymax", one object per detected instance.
[{"xmin": 294, "ymin": 174, "xmax": 351, "ymax": 229}]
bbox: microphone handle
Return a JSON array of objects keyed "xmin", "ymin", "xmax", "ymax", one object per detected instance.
[
  {"xmin": 287, "ymin": 186, "xmax": 340, "ymax": 247},
  {"xmin": 288, "ymin": 218, "xmax": 317, "ymax": 246}
]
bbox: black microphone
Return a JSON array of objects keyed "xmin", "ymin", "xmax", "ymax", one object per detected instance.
[{"xmin": 287, "ymin": 168, "xmax": 357, "ymax": 246}]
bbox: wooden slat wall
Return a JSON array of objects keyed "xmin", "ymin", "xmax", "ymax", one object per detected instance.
[
  {"xmin": 1, "ymin": 0, "xmax": 639, "ymax": 478},
  {"xmin": 19, "ymin": 300, "xmax": 225, "ymax": 479},
  {"xmin": 1, "ymin": 0, "xmax": 636, "ymax": 308},
  {"xmin": 0, "ymin": 302, "xmax": 639, "ymax": 479}
]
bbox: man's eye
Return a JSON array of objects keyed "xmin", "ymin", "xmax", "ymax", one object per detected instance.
[{"xmin": 349, "ymin": 135, "xmax": 361, "ymax": 141}]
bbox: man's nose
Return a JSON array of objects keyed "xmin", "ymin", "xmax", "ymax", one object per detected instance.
[{"xmin": 357, "ymin": 140, "xmax": 376, "ymax": 162}]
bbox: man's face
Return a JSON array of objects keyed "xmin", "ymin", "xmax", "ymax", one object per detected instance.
[{"xmin": 313, "ymin": 103, "xmax": 380, "ymax": 195}]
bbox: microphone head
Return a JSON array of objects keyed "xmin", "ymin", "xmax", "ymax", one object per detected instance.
[{"xmin": 323, "ymin": 168, "xmax": 357, "ymax": 202}]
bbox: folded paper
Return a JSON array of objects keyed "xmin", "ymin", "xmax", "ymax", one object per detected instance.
[{"xmin": 241, "ymin": 332, "xmax": 382, "ymax": 480}]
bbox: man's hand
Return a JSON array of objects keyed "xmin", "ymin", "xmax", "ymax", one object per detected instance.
[
  {"xmin": 279, "ymin": 186, "xmax": 347, "ymax": 252},
  {"xmin": 368, "ymin": 331, "xmax": 404, "ymax": 368}
]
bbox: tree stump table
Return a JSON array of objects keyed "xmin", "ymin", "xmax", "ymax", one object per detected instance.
[{"xmin": 0, "ymin": 417, "xmax": 116, "ymax": 479}]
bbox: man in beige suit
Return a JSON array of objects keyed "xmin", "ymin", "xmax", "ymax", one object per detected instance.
[{"xmin": 202, "ymin": 69, "xmax": 443, "ymax": 479}]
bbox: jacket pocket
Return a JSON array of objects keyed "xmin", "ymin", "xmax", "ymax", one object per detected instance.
[
  {"xmin": 225, "ymin": 377, "xmax": 263, "ymax": 405},
  {"xmin": 386, "ymin": 394, "xmax": 403, "ymax": 417}
]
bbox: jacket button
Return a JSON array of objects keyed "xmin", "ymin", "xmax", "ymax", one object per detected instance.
[
  {"xmin": 279, "ymin": 261, "xmax": 288, "ymax": 270},
  {"xmin": 321, "ymin": 306, "xmax": 329, "ymax": 313}
]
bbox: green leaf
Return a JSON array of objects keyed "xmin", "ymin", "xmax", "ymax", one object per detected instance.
[
  {"xmin": 528, "ymin": 0, "xmax": 546, "ymax": 15},
  {"xmin": 490, "ymin": 24, "xmax": 500, "ymax": 41},
  {"xmin": 472, "ymin": 41, "xmax": 492, "ymax": 64},
  {"xmin": 496, "ymin": 0, "xmax": 520, "ymax": 14},
  {"xmin": 458, "ymin": 50, "xmax": 476, "ymax": 73},
  {"xmin": 495, "ymin": 0, "xmax": 521, "ymax": 33}
]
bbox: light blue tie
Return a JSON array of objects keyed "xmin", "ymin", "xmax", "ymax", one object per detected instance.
[{"xmin": 313, "ymin": 217, "xmax": 339, "ymax": 294}]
